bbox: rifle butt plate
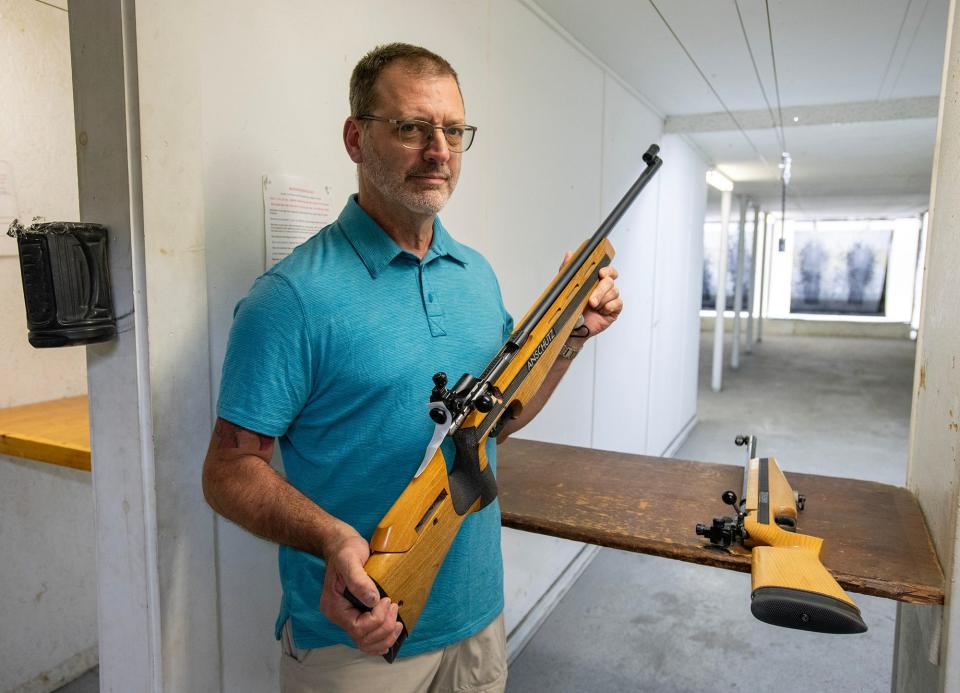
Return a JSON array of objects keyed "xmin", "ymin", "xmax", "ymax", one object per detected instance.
[{"xmin": 751, "ymin": 587, "xmax": 867, "ymax": 634}]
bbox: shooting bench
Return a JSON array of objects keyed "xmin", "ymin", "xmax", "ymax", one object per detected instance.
[
  {"xmin": 2, "ymin": 399, "xmax": 942, "ymax": 605},
  {"xmin": 497, "ymin": 438, "xmax": 944, "ymax": 605}
]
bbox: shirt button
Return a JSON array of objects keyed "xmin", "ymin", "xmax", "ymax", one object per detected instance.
[{"xmin": 427, "ymin": 293, "xmax": 434, "ymax": 302}]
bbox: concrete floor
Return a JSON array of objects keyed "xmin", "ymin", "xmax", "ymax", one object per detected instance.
[{"xmin": 506, "ymin": 333, "xmax": 916, "ymax": 693}]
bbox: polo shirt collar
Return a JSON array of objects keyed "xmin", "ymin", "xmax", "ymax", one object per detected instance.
[{"xmin": 338, "ymin": 195, "xmax": 469, "ymax": 278}]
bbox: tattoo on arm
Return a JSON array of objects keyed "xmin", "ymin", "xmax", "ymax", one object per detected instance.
[{"xmin": 213, "ymin": 418, "xmax": 275, "ymax": 456}]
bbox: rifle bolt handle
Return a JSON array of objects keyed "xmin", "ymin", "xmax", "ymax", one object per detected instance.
[{"xmin": 476, "ymin": 393, "xmax": 494, "ymax": 413}]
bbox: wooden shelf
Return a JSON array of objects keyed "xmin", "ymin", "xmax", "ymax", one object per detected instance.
[
  {"xmin": 497, "ymin": 438, "xmax": 944, "ymax": 606},
  {"xmin": 0, "ymin": 395, "xmax": 91, "ymax": 471}
]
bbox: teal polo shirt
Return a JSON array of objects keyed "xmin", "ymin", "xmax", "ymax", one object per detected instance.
[{"xmin": 217, "ymin": 195, "xmax": 513, "ymax": 656}]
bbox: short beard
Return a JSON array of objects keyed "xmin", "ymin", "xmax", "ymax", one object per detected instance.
[{"xmin": 360, "ymin": 139, "xmax": 457, "ymax": 216}]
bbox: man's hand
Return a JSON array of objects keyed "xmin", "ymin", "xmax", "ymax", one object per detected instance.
[
  {"xmin": 318, "ymin": 527, "xmax": 403, "ymax": 656},
  {"xmin": 561, "ymin": 251, "xmax": 623, "ymax": 337}
]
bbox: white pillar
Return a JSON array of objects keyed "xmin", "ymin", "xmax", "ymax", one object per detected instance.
[
  {"xmin": 70, "ymin": 1, "xmax": 219, "ymax": 690},
  {"xmin": 711, "ymin": 189, "xmax": 732, "ymax": 392},
  {"xmin": 756, "ymin": 212, "xmax": 769, "ymax": 343},
  {"xmin": 731, "ymin": 195, "xmax": 746, "ymax": 370},
  {"xmin": 892, "ymin": 0, "xmax": 960, "ymax": 689},
  {"xmin": 746, "ymin": 205, "xmax": 760, "ymax": 352}
]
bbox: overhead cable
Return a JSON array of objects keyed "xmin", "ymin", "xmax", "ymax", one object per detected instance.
[
  {"xmin": 888, "ymin": 0, "xmax": 933, "ymax": 97},
  {"xmin": 876, "ymin": 0, "xmax": 916, "ymax": 100},
  {"xmin": 764, "ymin": 0, "xmax": 787, "ymax": 152},
  {"xmin": 648, "ymin": 0, "xmax": 771, "ymax": 169},
  {"xmin": 734, "ymin": 0, "xmax": 783, "ymax": 151}
]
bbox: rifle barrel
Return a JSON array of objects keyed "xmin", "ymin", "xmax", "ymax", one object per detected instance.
[{"xmin": 509, "ymin": 144, "xmax": 662, "ymax": 348}]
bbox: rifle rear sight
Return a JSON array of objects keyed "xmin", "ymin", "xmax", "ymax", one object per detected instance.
[
  {"xmin": 429, "ymin": 372, "xmax": 495, "ymax": 425},
  {"xmin": 695, "ymin": 488, "xmax": 746, "ymax": 547}
]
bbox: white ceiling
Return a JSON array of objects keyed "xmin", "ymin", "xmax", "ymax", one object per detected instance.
[{"xmin": 533, "ymin": 0, "xmax": 950, "ymax": 219}]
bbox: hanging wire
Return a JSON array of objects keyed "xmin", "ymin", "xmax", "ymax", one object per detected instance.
[
  {"xmin": 648, "ymin": 0, "xmax": 771, "ymax": 169},
  {"xmin": 876, "ymin": 0, "xmax": 915, "ymax": 100},
  {"xmin": 763, "ymin": 0, "xmax": 792, "ymax": 249},
  {"xmin": 764, "ymin": 0, "xmax": 787, "ymax": 153},
  {"xmin": 734, "ymin": 0, "xmax": 783, "ymax": 151},
  {"xmin": 887, "ymin": 0, "xmax": 933, "ymax": 97}
]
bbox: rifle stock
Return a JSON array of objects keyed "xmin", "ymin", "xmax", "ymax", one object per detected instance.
[
  {"xmin": 355, "ymin": 238, "xmax": 616, "ymax": 661},
  {"xmin": 697, "ymin": 438, "xmax": 867, "ymax": 635},
  {"xmin": 346, "ymin": 145, "xmax": 663, "ymax": 662}
]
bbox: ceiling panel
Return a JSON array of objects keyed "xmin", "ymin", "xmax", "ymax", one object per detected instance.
[
  {"xmin": 534, "ymin": 0, "xmax": 948, "ymax": 114},
  {"xmin": 697, "ymin": 118, "xmax": 935, "ymax": 214},
  {"xmin": 533, "ymin": 0, "xmax": 947, "ymax": 217}
]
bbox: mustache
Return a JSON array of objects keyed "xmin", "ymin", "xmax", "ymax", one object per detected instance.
[{"xmin": 406, "ymin": 167, "xmax": 451, "ymax": 180}]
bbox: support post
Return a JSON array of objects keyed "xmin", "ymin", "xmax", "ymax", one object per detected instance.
[
  {"xmin": 746, "ymin": 205, "xmax": 760, "ymax": 352},
  {"xmin": 731, "ymin": 196, "xmax": 746, "ymax": 370},
  {"xmin": 69, "ymin": 1, "xmax": 218, "ymax": 690},
  {"xmin": 757, "ymin": 211, "xmax": 769, "ymax": 343},
  {"xmin": 892, "ymin": 0, "xmax": 960, "ymax": 689},
  {"xmin": 711, "ymin": 190, "xmax": 732, "ymax": 392}
]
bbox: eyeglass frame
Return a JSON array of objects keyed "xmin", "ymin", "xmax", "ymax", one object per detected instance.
[{"xmin": 356, "ymin": 114, "xmax": 478, "ymax": 153}]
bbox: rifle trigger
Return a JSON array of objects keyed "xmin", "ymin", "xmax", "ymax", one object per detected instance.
[{"xmin": 414, "ymin": 402, "xmax": 454, "ymax": 479}]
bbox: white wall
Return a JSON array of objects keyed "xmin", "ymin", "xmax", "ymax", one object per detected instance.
[
  {"xmin": 0, "ymin": 458, "xmax": 97, "ymax": 692},
  {"xmin": 0, "ymin": 0, "xmax": 85, "ymax": 408},
  {"xmin": 193, "ymin": 1, "xmax": 706, "ymax": 690},
  {"xmin": 0, "ymin": 3, "xmax": 97, "ymax": 691},
  {"xmin": 645, "ymin": 135, "xmax": 706, "ymax": 453}
]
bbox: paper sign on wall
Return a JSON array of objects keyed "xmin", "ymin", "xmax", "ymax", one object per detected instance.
[
  {"xmin": 0, "ymin": 160, "xmax": 19, "ymax": 257},
  {"xmin": 262, "ymin": 174, "xmax": 332, "ymax": 268}
]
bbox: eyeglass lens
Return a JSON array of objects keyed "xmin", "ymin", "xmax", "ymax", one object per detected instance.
[{"xmin": 398, "ymin": 121, "xmax": 474, "ymax": 152}]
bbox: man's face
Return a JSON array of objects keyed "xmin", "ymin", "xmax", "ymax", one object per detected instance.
[{"xmin": 358, "ymin": 64, "xmax": 464, "ymax": 217}]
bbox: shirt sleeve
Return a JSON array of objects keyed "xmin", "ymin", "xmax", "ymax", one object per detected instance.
[{"xmin": 216, "ymin": 272, "xmax": 314, "ymax": 437}]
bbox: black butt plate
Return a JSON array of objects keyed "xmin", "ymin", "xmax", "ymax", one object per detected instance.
[{"xmin": 751, "ymin": 587, "xmax": 867, "ymax": 634}]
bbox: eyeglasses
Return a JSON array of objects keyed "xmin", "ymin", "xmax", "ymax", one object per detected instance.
[{"xmin": 357, "ymin": 115, "xmax": 477, "ymax": 153}]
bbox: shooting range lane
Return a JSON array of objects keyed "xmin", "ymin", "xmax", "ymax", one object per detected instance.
[{"xmin": 497, "ymin": 438, "xmax": 943, "ymax": 605}]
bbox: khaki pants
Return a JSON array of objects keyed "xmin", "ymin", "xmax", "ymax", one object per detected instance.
[{"xmin": 279, "ymin": 614, "xmax": 507, "ymax": 693}]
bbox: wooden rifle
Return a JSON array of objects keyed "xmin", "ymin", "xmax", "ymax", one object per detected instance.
[
  {"xmin": 344, "ymin": 144, "xmax": 663, "ymax": 661},
  {"xmin": 696, "ymin": 435, "xmax": 867, "ymax": 634}
]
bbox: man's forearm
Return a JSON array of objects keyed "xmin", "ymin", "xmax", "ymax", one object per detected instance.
[
  {"xmin": 497, "ymin": 335, "xmax": 587, "ymax": 442},
  {"xmin": 202, "ymin": 420, "xmax": 353, "ymax": 559}
]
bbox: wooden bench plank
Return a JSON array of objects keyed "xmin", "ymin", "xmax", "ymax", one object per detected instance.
[
  {"xmin": 497, "ymin": 438, "xmax": 944, "ymax": 606},
  {"xmin": 0, "ymin": 396, "xmax": 91, "ymax": 471}
]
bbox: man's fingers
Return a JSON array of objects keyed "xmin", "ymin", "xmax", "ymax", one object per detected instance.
[
  {"xmin": 599, "ymin": 265, "xmax": 619, "ymax": 280},
  {"xmin": 597, "ymin": 286, "xmax": 621, "ymax": 312},
  {"xmin": 353, "ymin": 598, "xmax": 393, "ymax": 635},
  {"xmin": 602, "ymin": 297, "xmax": 624, "ymax": 317},
  {"xmin": 559, "ymin": 251, "xmax": 574, "ymax": 271},
  {"xmin": 355, "ymin": 600, "xmax": 399, "ymax": 645},
  {"xmin": 341, "ymin": 561, "xmax": 380, "ymax": 609},
  {"xmin": 366, "ymin": 623, "xmax": 404, "ymax": 656},
  {"xmin": 589, "ymin": 278, "xmax": 617, "ymax": 308},
  {"xmin": 361, "ymin": 620, "xmax": 404, "ymax": 656}
]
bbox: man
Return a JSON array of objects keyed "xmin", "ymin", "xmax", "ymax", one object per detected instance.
[{"xmin": 203, "ymin": 43, "xmax": 622, "ymax": 692}]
